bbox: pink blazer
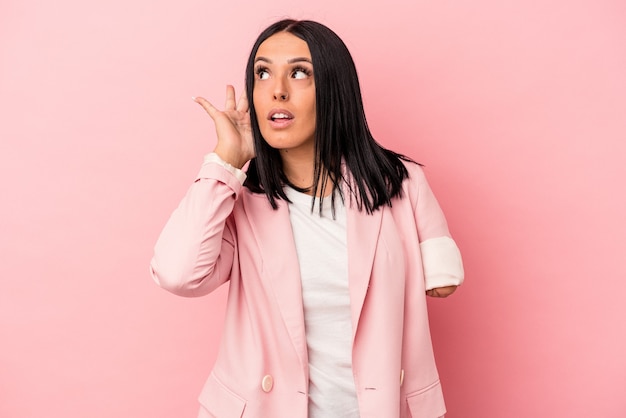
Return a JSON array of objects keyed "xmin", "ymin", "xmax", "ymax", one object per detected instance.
[{"xmin": 150, "ymin": 160, "xmax": 464, "ymax": 418}]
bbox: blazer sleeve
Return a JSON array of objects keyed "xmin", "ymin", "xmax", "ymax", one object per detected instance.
[
  {"xmin": 149, "ymin": 160, "xmax": 244, "ymax": 297},
  {"xmin": 408, "ymin": 163, "xmax": 465, "ymax": 290}
]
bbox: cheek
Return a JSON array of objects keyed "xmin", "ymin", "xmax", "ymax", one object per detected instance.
[
  {"xmin": 305, "ymin": 90, "xmax": 316, "ymax": 122},
  {"xmin": 308, "ymin": 101, "xmax": 316, "ymax": 128}
]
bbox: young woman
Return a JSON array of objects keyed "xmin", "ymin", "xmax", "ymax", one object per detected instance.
[{"xmin": 151, "ymin": 19, "xmax": 464, "ymax": 418}]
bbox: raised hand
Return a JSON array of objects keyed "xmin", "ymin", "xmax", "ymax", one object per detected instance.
[{"xmin": 194, "ymin": 85, "xmax": 255, "ymax": 169}]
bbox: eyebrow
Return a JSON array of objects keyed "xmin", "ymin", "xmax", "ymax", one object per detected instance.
[{"xmin": 254, "ymin": 57, "xmax": 312, "ymax": 64}]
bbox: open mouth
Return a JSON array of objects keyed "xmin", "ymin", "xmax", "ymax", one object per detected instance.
[
  {"xmin": 271, "ymin": 112, "xmax": 293, "ymax": 121},
  {"xmin": 268, "ymin": 109, "xmax": 294, "ymax": 122}
]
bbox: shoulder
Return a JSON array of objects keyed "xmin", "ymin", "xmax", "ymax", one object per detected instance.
[
  {"xmin": 400, "ymin": 159, "xmax": 428, "ymax": 201},
  {"xmin": 401, "ymin": 159, "xmax": 426, "ymax": 179}
]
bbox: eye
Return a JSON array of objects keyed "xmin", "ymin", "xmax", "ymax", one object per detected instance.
[
  {"xmin": 255, "ymin": 66, "xmax": 270, "ymax": 80},
  {"xmin": 292, "ymin": 67, "xmax": 312, "ymax": 79}
]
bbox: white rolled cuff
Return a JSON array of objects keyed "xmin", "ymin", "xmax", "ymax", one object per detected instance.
[
  {"xmin": 203, "ymin": 153, "xmax": 247, "ymax": 184},
  {"xmin": 420, "ymin": 236, "xmax": 464, "ymax": 290}
]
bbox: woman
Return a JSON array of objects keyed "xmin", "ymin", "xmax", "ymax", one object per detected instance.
[{"xmin": 151, "ymin": 19, "xmax": 464, "ymax": 418}]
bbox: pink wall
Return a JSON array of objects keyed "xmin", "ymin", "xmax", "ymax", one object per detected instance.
[{"xmin": 1, "ymin": 0, "xmax": 625, "ymax": 416}]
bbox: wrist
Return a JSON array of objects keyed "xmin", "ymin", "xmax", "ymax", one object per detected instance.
[
  {"xmin": 212, "ymin": 146, "xmax": 248, "ymax": 169},
  {"xmin": 204, "ymin": 153, "xmax": 247, "ymax": 184}
]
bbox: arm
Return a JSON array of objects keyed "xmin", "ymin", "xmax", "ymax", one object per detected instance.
[
  {"xmin": 426, "ymin": 285, "xmax": 458, "ymax": 298},
  {"xmin": 150, "ymin": 86, "xmax": 254, "ymax": 296},
  {"xmin": 409, "ymin": 164, "xmax": 465, "ymax": 297},
  {"xmin": 150, "ymin": 158, "xmax": 245, "ymax": 297}
]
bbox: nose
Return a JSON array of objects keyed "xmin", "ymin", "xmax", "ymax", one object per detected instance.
[{"xmin": 272, "ymin": 78, "xmax": 289, "ymax": 101}]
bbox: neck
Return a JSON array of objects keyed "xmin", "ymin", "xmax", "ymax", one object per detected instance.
[{"xmin": 280, "ymin": 150, "xmax": 332, "ymax": 197}]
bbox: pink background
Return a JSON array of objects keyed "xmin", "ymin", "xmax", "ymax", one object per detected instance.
[{"xmin": 1, "ymin": 0, "xmax": 625, "ymax": 416}]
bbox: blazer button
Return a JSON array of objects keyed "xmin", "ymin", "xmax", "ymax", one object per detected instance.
[
  {"xmin": 261, "ymin": 375, "xmax": 274, "ymax": 393},
  {"xmin": 400, "ymin": 369, "xmax": 405, "ymax": 387}
]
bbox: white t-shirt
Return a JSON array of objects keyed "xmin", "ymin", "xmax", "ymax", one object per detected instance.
[{"xmin": 285, "ymin": 187, "xmax": 360, "ymax": 418}]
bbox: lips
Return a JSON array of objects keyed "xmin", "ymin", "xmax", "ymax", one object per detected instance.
[
  {"xmin": 268, "ymin": 109, "xmax": 294, "ymax": 120},
  {"xmin": 267, "ymin": 108, "xmax": 294, "ymax": 129}
]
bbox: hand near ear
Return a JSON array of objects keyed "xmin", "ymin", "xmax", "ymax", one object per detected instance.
[
  {"xmin": 194, "ymin": 85, "xmax": 255, "ymax": 169},
  {"xmin": 426, "ymin": 285, "xmax": 458, "ymax": 298}
]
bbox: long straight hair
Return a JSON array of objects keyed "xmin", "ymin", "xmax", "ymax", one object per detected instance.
[{"xmin": 244, "ymin": 19, "xmax": 413, "ymax": 214}]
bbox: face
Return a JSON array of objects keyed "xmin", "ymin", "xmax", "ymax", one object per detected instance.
[{"xmin": 253, "ymin": 32, "xmax": 316, "ymax": 159}]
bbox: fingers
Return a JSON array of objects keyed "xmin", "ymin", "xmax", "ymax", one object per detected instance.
[
  {"xmin": 236, "ymin": 89, "xmax": 249, "ymax": 113},
  {"xmin": 224, "ymin": 85, "xmax": 236, "ymax": 111},
  {"xmin": 194, "ymin": 85, "xmax": 246, "ymax": 118},
  {"xmin": 194, "ymin": 96, "xmax": 219, "ymax": 120}
]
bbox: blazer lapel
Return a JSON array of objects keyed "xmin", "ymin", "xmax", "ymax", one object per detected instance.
[
  {"xmin": 243, "ymin": 186, "xmax": 383, "ymax": 365},
  {"xmin": 245, "ymin": 195, "xmax": 308, "ymax": 370},
  {"xmin": 345, "ymin": 198, "xmax": 383, "ymax": 340}
]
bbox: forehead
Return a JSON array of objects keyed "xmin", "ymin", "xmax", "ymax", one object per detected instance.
[{"xmin": 255, "ymin": 32, "xmax": 311, "ymax": 60}]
